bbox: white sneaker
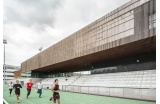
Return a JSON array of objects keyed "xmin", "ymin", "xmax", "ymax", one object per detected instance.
[{"xmin": 18, "ymin": 101, "xmax": 20, "ymax": 103}]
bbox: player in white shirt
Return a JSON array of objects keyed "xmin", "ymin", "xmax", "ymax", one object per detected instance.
[
  {"xmin": 8, "ymin": 81, "xmax": 13, "ymax": 96},
  {"xmin": 37, "ymin": 80, "xmax": 43, "ymax": 98}
]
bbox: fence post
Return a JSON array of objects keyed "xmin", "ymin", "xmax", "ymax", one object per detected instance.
[
  {"xmin": 141, "ymin": 88, "xmax": 142, "ymax": 100},
  {"xmin": 98, "ymin": 86, "xmax": 99, "ymax": 95},
  {"xmin": 123, "ymin": 88, "xmax": 124, "ymax": 97},
  {"xmin": 88, "ymin": 87, "xmax": 89, "ymax": 94}
]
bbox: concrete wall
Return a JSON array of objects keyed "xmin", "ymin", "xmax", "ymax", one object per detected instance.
[{"xmin": 63, "ymin": 86, "xmax": 156, "ymax": 101}]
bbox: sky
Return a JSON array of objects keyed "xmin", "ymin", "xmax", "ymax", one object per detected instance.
[{"xmin": 3, "ymin": 0, "xmax": 130, "ymax": 66}]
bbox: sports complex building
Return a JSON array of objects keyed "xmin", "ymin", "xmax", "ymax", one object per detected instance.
[
  {"xmin": 15, "ymin": 0, "xmax": 156, "ymax": 102},
  {"xmin": 3, "ymin": 64, "xmax": 31, "ymax": 80}
]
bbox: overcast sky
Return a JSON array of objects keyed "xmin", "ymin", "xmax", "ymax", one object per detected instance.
[{"xmin": 3, "ymin": 0, "xmax": 130, "ymax": 66}]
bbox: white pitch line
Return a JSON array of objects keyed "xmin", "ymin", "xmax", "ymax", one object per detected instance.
[
  {"xmin": 20, "ymin": 89, "xmax": 51, "ymax": 103},
  {"xmin": 3, "ymin": 98, "xmax": 9, "ymax": 104},
  {"xmin": 19, "ymin": 97, "xmax": 34, "ymax": 104}
]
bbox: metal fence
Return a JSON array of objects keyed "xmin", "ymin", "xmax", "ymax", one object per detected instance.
[{"xmin": 62, "ymin": 85, "xmax": 156, "ymax": 101}]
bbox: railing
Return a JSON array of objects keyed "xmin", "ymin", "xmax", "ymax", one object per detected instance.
[{"xmin": 62, "ymin": 85, "xmax": 156, "ymax": 101}]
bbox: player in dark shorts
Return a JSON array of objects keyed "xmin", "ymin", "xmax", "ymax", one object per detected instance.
[
  {"xmin": 13, "ymin": 80, "xmax": 22, "ymax": 103},
  {"xmin": 49, "ymin": 79, "xmax": 60, "ymax": 104},
  {"xmin": 8, "ymin": 81, "xmax": 13, "ymax": 96}
]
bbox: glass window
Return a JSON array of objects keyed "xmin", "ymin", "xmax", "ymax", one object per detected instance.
[
  {"xmin": 153, "ymin": 14, "xmax": 156, "ymax": 21},
  {"xmin": 153, "ymin": 14, "xmax": 156, "ymax": 28},
  {"xmin": 154, "ymin": 22, "xmax": 156, "ymax": 28},
  {"xmin": 149, "ymin": 13, "xmax": 156, "ymax": 29}
]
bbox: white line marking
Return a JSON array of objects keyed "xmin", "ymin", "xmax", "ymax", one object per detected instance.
[
  {"xmin": 19, "ymin": 97, "xmax": 34, "ymax": 104},
  {"xmin": 3, "ymin": 98, "xmax": 9, "ymax": 104}
]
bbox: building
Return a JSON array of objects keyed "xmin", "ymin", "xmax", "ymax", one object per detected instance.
[
  {"xmin": 20, "ymin": 0, "xmax": 156, "ymax": 78},
  {"xmin": 3, "ymin": 64, "xmax": 31, "ymax": 81}
]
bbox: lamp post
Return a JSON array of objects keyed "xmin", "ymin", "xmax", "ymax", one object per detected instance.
[{"xmin": 3, "ymin": 39, "xmax": 7, "ymax": 84}]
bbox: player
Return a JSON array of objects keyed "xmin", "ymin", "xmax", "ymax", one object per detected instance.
[
  {"xmin": 8, "ymin": 81, "xmax": 13, "ymax": 96},
  {"xmin": 49, "ymin": 79, "xmax": 60, "ymax": 104},
  {"xmin": 13, "ymin": 80, "xmax": 22, "ymax": 103},
  {"xmin": 26, "ymin": 79, "xmax": 33, "ymax": 98},
  {"xmin": 37, "ymin": 80, "xmax": 43, "ymax": 98}
]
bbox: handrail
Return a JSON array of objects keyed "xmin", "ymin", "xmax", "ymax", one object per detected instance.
[{"xmin": 63, "ymin": 85, "xmax": 156, "ymax": 89}]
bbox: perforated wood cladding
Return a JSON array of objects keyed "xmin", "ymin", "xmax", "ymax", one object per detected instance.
[
  {"xmin": 21, "ymin": 0, "xmax": 156, "ymax": 72},
  {"xmin": 14, "ymin": 69, "xmax": 22, "ymax": 78}
]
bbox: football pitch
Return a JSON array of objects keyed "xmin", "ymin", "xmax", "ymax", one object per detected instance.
[{"xmin": 3, "ymin": 85, "xmax": 155, "ymax": 104}]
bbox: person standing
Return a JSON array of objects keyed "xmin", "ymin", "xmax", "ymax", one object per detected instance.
[
  {"xmin": 49, "ymin": 79, "xmax": 60, "ymax": 104},
  {"xmin": 37, "ymin": 80, "xmax": 43, "ymax": 98},
  {"xmin": 26, "ymin": 79, "xmax": 33, "ymax": 98},
  {"xmin": 8, "ymin": 81, "xmax": 13, "ymax": 96},
  {"xmin": 13, "ymin": 80, "xmax": 22, "ymax": 103}
]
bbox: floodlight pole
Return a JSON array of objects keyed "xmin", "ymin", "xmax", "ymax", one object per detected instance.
[{"xmin": 3, "ymin": 39, "xmax": 7, "ymax": 84}]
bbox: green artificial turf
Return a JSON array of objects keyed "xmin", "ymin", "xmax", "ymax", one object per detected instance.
[{"xmin": 3, "ymin": 85, "xmax": 156, "ymax": 104}]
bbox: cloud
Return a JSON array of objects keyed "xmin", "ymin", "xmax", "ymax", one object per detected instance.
[
  {"xmin": 3, "ymin": 0, "xmax": 130, "ymax": 66},
  {"xmin": 4, "ymin": 0, "xmax": 63, "ymax": 28},
  {"xmin": 54, "ymin": 0, "xmax": 130, "ymax": 36}
]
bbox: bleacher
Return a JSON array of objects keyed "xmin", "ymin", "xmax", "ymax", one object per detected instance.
[
  {"xmin": 70, "ymin": 70, "xmax": 156, "ymax": 88},
  {"xmin": 36, "ymin": 70, "xmax": 156, "ymax": 89},
  {"xmin": 60, "ymin": 70, "xmax": 156, "ymax": 101},
  {"xmin": 6, "ymin": 70, "xmax": 156, "ymax": 101},
  {"xmin": 39, "ymin": 76, "xmax": 79, "ymax": 89},
  {"xmin": 8, "ymin": 70, "xmax": 156, "ymax": 89}
]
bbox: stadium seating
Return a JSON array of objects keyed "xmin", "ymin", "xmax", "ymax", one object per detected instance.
[
  {"xmin": 59, "ymin": 70, "xmax": 156, "ymax": 101},
  {"xmin": 38, "ymin": 76, "xmax": 79, "ymax": 89},
  {"xmin": 7, "ymin": 70, "xmax": 156, "ymax": 89},
  {"xmin": 6, "ymin": 70, "xmax": 155, "ymax": 101},
  {"xmin": 38, "ymin": 70, "xmax": 155, "ymax": 89},
  {"xmin": 70, "ymin": 70, "xmax": 156, "ymax": 88}
]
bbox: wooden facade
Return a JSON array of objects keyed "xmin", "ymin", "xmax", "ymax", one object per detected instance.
[
  {"xmin": 14, "ymin": 70, "xmax": 22, "ymax": 78},
  {"xmin": 21, "ymin": 0, "xmax": 156, "ymax": 73}
]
